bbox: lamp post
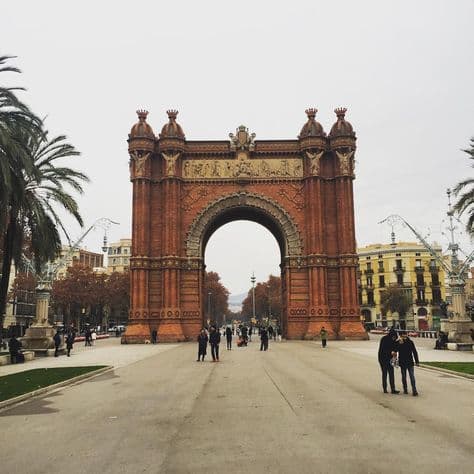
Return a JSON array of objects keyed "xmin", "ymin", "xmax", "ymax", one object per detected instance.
[
  {"xmin": 208, "ymin": 291, "xmax": 212, "ymax": 326},
  {"xmin": 251, "ymin": 272, "xmax": 256, "ymax": 322}
]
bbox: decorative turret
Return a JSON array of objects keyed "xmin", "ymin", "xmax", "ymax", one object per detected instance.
[
  {"xmin": 129, "ymin": 110, "xmax": 155, "ymax": 140},
  {"xmin": 158, "ymin": 110, "xmax": 186, "ymax": 158},
  {"xmin": 159, "ymin": 110, "xmax": 185, "ymax": 139},
  {"xmin": 299, "ymin": 108, "xmax": 327, "ymax": 153},
  {"xmin": 329, "ymin": 108, "xmax": 356, "ymax": 140},
  {"xmin": 329, "ymin": 108, "xmax": 356, "ymax": 177},
  {"xmin": 299, "ymin": 108, "xmax": 326, "ymax": 138}
]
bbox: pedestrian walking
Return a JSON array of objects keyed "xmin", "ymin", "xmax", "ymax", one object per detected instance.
[
  {"xmin": 260, "ymin": 327, "xmax": 269, "ymax": 351},
  {"xmin": 151, "ymin": 328, "xmax": 158, "ymax": 344},
  {"xmin": 268, "ymin": 325, "xmax": 274, "ymax": 341},
  {"xmin": 225, "ymin": 326, "xmax": 232, "ymax": 350},
  {"xmin": 320, "ymin": 327, "xmax": 328, "ymax": 348},
  {"xmin": 8, "ymin": 335, "xmax": 22, "ymax": 364},
  {"xmin": 378, "ymin": 329, "xmax": 400, "ymax": 394},
  {"xmin": 396, "ymin": 333, "xmax": 419, "ymax": 396},
  {"xmin": 84, "ymin": 326, "xmax": 92, "ymax": 346},
  {"xmin": 209, "ymin": 325, "xmax": 221, "ymax": 361},
  {"xmin": 91, "ymin": 329, "xmax": 97, "ymax": 345},
  {"xmin": 197, "ymin": 329, "xmax": 208, "ymax": 361},
  {"xmin": 241, "ymin": 325, "xmax": 248, "ymax": 345},
  {"xmin": 248, "ymin": 326, "xmax": 253, "ymax": 342},
  {"xmin": 66, "ymin": 327, "xmax": 76, "ymax": 357},
  {"xmin": 277, "ymin": 325, "xmax": 282, "ymax": 342},
  {"xmin": 53, "ymin": 330, "xmax": 62, "ymax": 357}
]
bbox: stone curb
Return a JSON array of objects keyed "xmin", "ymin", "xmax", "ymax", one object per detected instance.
[
  {"xmin": 0, "ymin": 366, "xmax": 114, "ymax": 411},
  {"xmin": 419, "ymin": 363, "xmax": 474, "ymax": 380}
]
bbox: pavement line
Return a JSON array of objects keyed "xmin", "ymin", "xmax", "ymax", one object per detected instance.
[{"xmin": 263, "ymin": 365, "xmax": 296, "ymax": 415}]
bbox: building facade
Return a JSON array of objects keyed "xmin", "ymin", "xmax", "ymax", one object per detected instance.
[
  {"xmin": 106, "ymin": 238, "xmax": 132, "ymax": 273},
  {"xmin": 56, "ymin": 246, "xmax": 104, "ymax": 279},
  {"xmin": 357, "ymin": 242, "xmax": 446, "ymax": 330}
]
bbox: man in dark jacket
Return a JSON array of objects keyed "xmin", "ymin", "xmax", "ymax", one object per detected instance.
[
  {"xmin": 9, "ymin": 335, "xmax": 22, "ymax": 364},
  {"xmin": 378, "ymin": 329, "xmax": 400, "ymax": 394},
  {"xmin": 260, "ymin": 327, "xmax": 269, "ymax": 351},
  {"xmin": 225, "ymin": 326, "xmax": 232, "ymax": 350},
  {"xmin": 197, "ymin": 329, "xmax": 208, "ymax": 361},
  {"xmin": 209, "ymin": 326, "xmax": 221, "ymax": 361},
  {"xmin": 53, "ymin": 330, "xmax": 62, "ymax": 357},
  {"xmin": 396, "ymin": 333, "xmax": 419, "ymax": 396}
]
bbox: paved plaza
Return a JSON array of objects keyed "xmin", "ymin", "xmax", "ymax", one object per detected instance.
[{"xmin": 1, "ymin": 335, "xmax": 473, "ymax": 473}]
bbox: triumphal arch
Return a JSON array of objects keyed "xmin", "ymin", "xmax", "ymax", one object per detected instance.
[{"xmin": 122, "ymin": 108, "xmax": 367, "ymax": 342}]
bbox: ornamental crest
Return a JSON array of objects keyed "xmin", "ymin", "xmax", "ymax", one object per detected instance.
[{"xmin": 229, "ymin": 125, "xmax": 256, "ymax": 151}]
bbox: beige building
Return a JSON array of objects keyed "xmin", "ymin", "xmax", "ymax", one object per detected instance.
[
  {"xmin": 56, "ymin": 246, "xmax": 104, "ymax": 279},
  {"xmin": 106, "ymin": 238, "xmax": 132, "ymax": 273},
  {"xmin": 357, "ymin": 242, "xmax": 446, "ymax": 331}
]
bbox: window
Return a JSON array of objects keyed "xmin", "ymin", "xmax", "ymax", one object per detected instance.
[
  {"xmin": 367, "ymin": 291, "xmax": 375, "ymax": 305},
  {"xmin": 416, "ymin": 275, "xmax": 424, "ymax": 286},
  {"xmin": 378, "ymin": 254, "xmax": 383, "ymax": 259},
  {"xmin": 378, "ymin": 260, "xmax": 384, "ymax": 271},
  {"xmin": 397, "ymin": 274, "xmax": 403, "ymax": 285},
  {"xmin": 367, "ymin": 276, "xmax": 373, "ymax": 286},
  {"xmin": 396, "ymin": 259, "xmax": 403, "ymax": 269},
  {"xmin": 379, "ymin": 275, "xmax": 385, "ymax": 287},
  {"xmin": 416, "ymin": 259, "xmax": 422, "ymax": 267},
  {"xmin": 432, "ymin": 274, "xmax": 440, "ymax": 285},
  {"xmin": 367, "ymin": 262, "xmax": 372, "ymax": 271},
  {"xmin": 415, "ymin": 252, "xmax": 421, "ymax": 256},
  {"xmin": 366, "ymin": 256, "xmax": 371, "ymax": 260},
  {"xmin": 396, "ymin": 253, "xmax": 401, "ymax": 257}
]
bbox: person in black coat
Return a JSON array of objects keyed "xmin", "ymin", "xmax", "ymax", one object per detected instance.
[
  {"xmin": 53, "ymin": 330, "xmax": 62, "ymax": 357},
  {"xmin": 66, "ymin": 327, "xmax": 76, "ymax": 357},
  {"xmin": 225, "ymin": 326, "xmax": 232, "ymax": 350},
  {"xmin": 378, "ymin": 329, "xmax": 400, "ymax": 394},
  {"xmin": 197, "ymin": 329, "xmax": 208, "ymax": 361},
  {"xmin": 260, "ymin": 327, "xmax": 269, "ymax": 351},
  {"xmin": 396, "ymin": 333, "xmax": 419, "ymax": 396},
  {"xmin": 209, "ymin": 326, "xmax": 221, "ymax": 361},
  {"xmin": 151, "ymin": 328, "xmax": 158, "ymax": 344},
  {"xmin": 9, "ymin": 335, "xmax": 22, "ymax": 364}
]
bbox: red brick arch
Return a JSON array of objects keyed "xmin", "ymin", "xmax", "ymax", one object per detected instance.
[{"xmin": 122, "ymin": 109, "xmax": 367, "ymax": 342}]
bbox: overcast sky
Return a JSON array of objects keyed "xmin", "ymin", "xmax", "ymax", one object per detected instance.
[{"xmin": 2, "ymin": 0, "xmax": 474, "ymax": 295}]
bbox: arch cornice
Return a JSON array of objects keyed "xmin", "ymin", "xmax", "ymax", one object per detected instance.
[{"xmin": 185, "ymin": 191, "xmax": 303, "ymax": 258}]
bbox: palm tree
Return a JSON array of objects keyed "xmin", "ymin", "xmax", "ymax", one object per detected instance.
[
  {"xmin": 0, "ymin": 55, "xmax": 43, "ymax": 219},
  {"xmin": 453, "ymin": 138, "xmax": 474, "ymax": 234},
  {"xmin": 0, "ymin": 124, "xmax": 89, "ymax": 331}
]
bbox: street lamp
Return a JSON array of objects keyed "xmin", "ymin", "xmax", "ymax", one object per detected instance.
[
  {"xmin": 208, "ymin": 291, "xmax": 212, "ymax": 325},
  {"xmin": 251, "ymin": 272, "xmax": 256, "ymax": 321}
]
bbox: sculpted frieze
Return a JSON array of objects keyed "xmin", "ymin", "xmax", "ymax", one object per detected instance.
[{"xmin": 182, "ymin": 155, "xmax": 303, "ymax": 179}]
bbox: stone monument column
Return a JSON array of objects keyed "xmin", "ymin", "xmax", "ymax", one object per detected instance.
[{"xmin": 21, "ymin": 280, "xmax": 61, "ymax": 355}]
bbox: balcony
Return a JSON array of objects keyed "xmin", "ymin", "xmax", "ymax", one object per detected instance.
[
  {"xmin": 378, "ymin": 267, "xmax": 385, "ymax": 273},
  {"xmin": 393, "ymin": 266, "xmax": 406, "ymax": 273},
  {"xmin": 364, "ymin": 269, "xmax": 374, "ymax": 275},
  {"xmin": 429, "ymin": 265, "xmax": 440, "ymax": 273},
  {"xmin": 389, "ymin": 282, "xmax": 412, "ymax": 288},
  {"xmin": 430, "ymin": 282, "xmax": 441, "ymax": 288},
  {"xmin": 415, "ymin": 299, "xmax": 428, "ymax": 306},
  {"xmin": 415, "ymin": 282, "xmax": 426, "ymax": 289},
  {"xmin": 414, "ymin": 266, "xmax": 425, "ymax": 273}
]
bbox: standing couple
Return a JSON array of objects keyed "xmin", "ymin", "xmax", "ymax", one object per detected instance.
[
  {"xmin": 378, "ymin": 329, "xmax": 419, "ymax": 396},
  {"xmin": 197, "ymin": 326, "xmax": 221, "ymax": 362}
]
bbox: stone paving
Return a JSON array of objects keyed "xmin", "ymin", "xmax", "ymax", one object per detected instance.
[{"xmin": 0, "ymin": 335, "xmax": 472, "ymax": 474}]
